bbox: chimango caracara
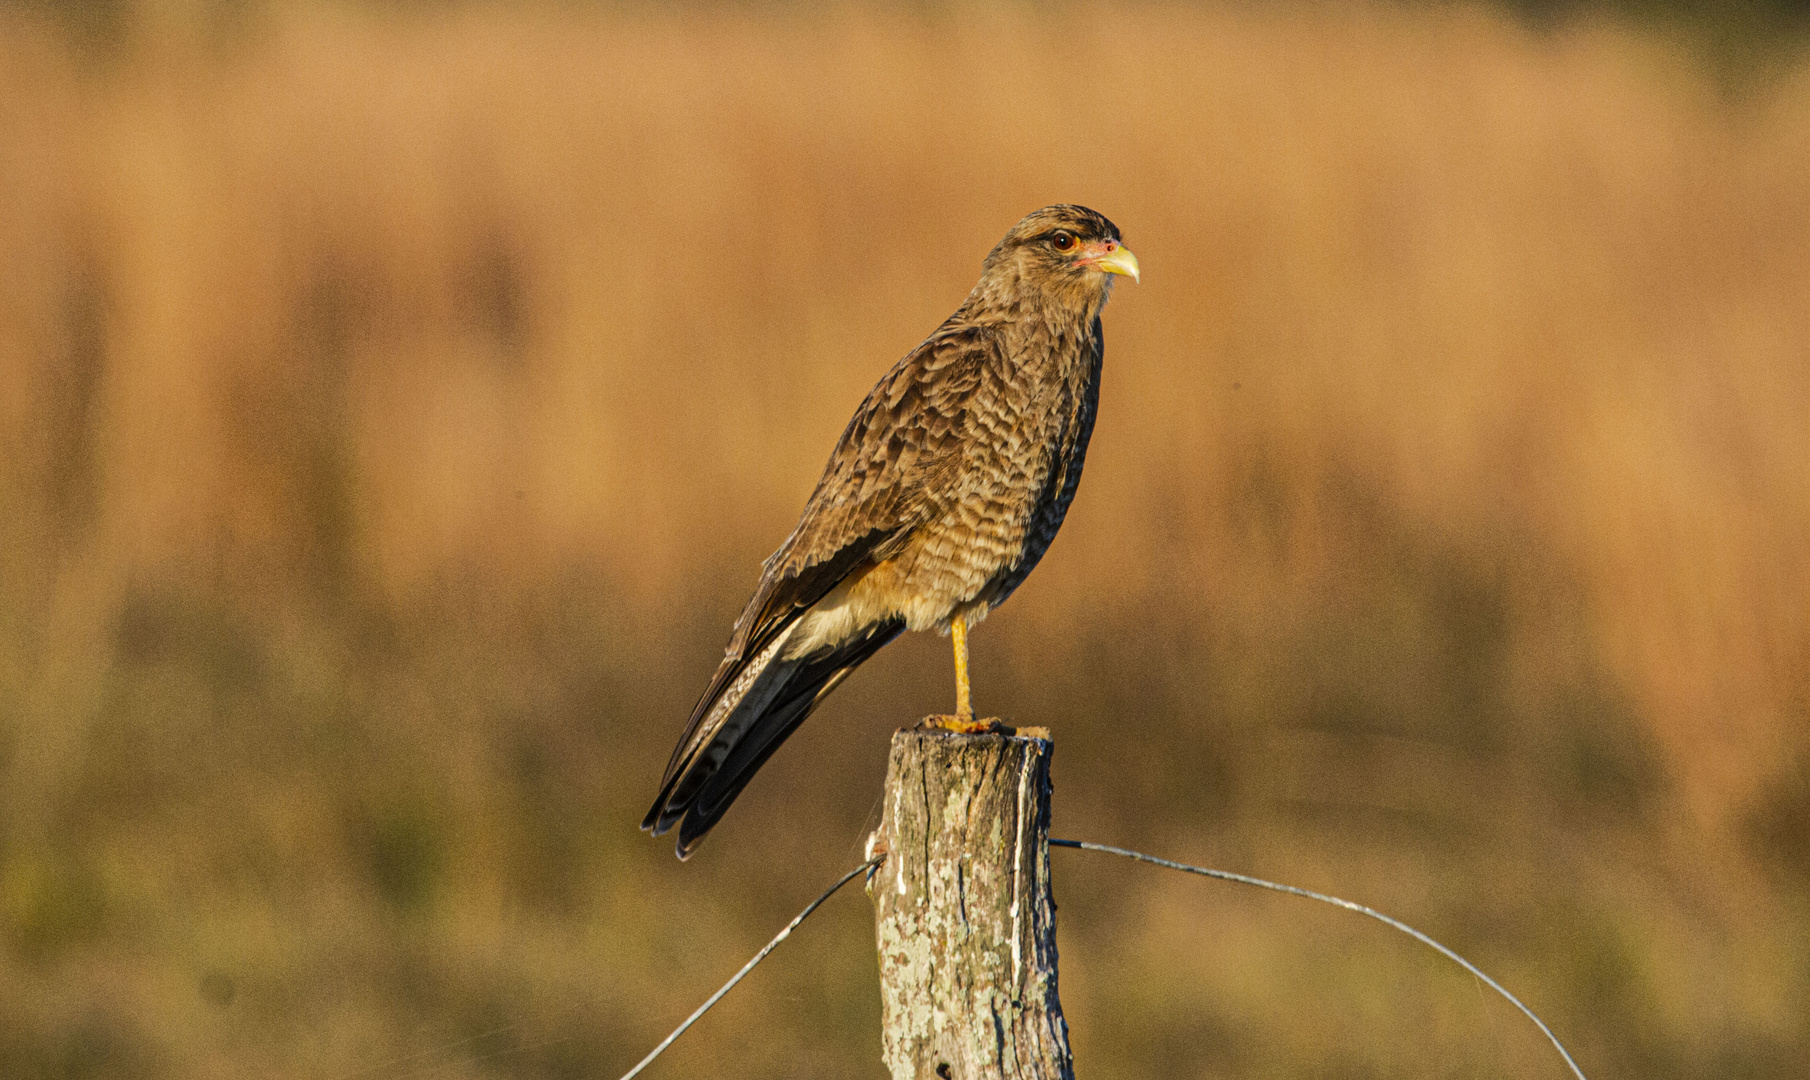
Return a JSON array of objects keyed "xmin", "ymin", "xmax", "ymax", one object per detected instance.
[{"xmin": 644, "ymin": 205, "xmax": 1139, "ymax": 858}]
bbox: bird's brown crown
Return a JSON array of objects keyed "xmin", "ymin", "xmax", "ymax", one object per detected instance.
[{"xmin": 1000, "ymin": 204, "xmax": 1123, "ymax": 247}]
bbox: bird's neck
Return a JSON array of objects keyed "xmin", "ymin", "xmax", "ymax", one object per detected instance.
[
  {"xmin": 960, "ymin": 273, "xmax": 1106, "ymax": 336},
  {"xmin": 945, "ymin": 285, "xmax": 1100, "ymax": 393}
]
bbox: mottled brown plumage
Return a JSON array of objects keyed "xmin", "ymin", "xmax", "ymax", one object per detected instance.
[{"xmin": 644, "ymin": 205, "xmax": 1138, "ymax": 858}]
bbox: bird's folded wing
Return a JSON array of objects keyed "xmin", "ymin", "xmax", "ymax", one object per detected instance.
[
  {"xmin": 650, "ymin": 327, "xmax": 995, "ymax": 797},
  {"xmin": 731, "ymin": 324, "xmax": 991, "ymax": 656}
]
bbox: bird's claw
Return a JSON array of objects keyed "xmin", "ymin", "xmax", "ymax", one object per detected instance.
[{"xmin": 922, "ymin": 714, "xmax": 1014, "ymax": 735}]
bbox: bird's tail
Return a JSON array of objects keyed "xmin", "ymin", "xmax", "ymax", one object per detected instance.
[{"xmin": 643, "ymin": 618, "xmax": 903, "ymax": 859}]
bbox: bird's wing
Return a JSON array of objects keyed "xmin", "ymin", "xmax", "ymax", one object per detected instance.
[
  {"xmin": 731, "ymin": 322, "xmax": 993, "ymax": 654},
  {"xmin": 642, "ymin": 324, "xmax": 995, "ymax": 839}
]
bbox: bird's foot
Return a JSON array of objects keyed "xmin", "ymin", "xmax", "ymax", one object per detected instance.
[{"xmin": 922, "ymin": 714, "xmax": 1014, "ymax": 735}]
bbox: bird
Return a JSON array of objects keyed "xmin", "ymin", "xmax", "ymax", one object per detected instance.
[{"xmin": 643, "ymin": 205, "xmax": 1138, "ymax": 858}]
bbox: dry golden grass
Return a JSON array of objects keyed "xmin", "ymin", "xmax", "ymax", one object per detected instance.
[{"xmin": 3, "ymin": 2, "xmax": 1809, "ymax": 1078}]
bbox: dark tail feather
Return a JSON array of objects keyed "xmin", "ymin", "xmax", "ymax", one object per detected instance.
[
  {"xmin": 641, "ymin": 630, "xmax": 794, "ymax": 836},
  {"xmin": 649, "ymin": 619, "xmax": 903, "ymax": 859}
]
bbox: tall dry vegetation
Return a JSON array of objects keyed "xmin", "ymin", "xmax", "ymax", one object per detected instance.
[{"xmin": 2, "ymin": 3, "xmax": 1808, "ymax": 1078}]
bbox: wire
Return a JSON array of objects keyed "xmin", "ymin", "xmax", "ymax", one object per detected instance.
[
  {"xmin": 613, "ymin": 840, "xmax": 1587, "ymax": 1080},
  {"xmin": 616, "ymin": 855, "xmax": 884, "ymax": 1080},
  {"xmin": 1050, "ymin": 838, "xmax": 1587, "ymax": 1080}
]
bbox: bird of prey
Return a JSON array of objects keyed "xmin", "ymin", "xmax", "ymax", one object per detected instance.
[{"xmin": 643, "ymin": 205, "xmax": 1138, "ymax": 858}]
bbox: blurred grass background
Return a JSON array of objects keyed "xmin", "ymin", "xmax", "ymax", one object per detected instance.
[{"xmin": 3, "ymin": 0, "xmax": 1809, "ymax": 1077}]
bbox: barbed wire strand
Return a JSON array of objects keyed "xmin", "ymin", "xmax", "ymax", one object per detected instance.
[
  {"xmin": 1050, "ymin": 838, "xmax": 1587, "ymax": 1080},
  {"xmin": 616, "ymin": 855, "xmax": 884, "ymax": 1080}
]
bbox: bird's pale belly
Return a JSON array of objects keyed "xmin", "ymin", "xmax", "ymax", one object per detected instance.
[{"xmin": 782, "ymin": 496, "xmax": 1036, "ymax": 659}]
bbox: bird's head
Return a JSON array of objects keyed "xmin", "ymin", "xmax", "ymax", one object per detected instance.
[{"xmin": 979, "ymin": 205, "xmax": 1140, "ymax": 311}]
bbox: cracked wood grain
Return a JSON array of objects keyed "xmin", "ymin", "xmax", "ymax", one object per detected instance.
[{"xmin": 868, "ymin": 728, "xmax": 1073, "ymax": 1080}]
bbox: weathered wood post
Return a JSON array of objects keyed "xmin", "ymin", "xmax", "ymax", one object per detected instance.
[{"xmin": 867, "ymin": 727, "xmax": 1073, "ymax": 1080}]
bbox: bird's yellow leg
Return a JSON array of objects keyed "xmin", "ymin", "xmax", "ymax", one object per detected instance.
[
  {"xmin": 952, "ymin": 614, "xmax": 973, "ymax": 724},
  {"xmin": 923, "ymin": 615, "xmax": 1008, "ymax": 734}
]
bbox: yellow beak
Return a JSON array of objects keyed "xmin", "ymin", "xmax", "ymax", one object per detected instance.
[{"xmin": 1096, "ymin": 244, "xmax": 1140, "ymax": 283}]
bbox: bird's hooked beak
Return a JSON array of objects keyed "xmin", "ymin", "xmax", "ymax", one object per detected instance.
[{"xmin": 1080, "ymin": 238, "xmax": 1140, "ymax": 283}]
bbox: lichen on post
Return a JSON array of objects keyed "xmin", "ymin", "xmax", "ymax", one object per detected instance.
[{"xmin": 867, "ymin": 727, "xmax": 1073, "ymax": 1080}]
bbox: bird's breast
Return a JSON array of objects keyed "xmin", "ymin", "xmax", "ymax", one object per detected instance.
[{"xmin": 784, "ymin": 322, "xmax": 1100, "ymax": 655}]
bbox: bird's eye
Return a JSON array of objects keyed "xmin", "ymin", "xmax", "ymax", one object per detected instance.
[{"xmin": 1051, "ymin": 232, "xmax": 1075, "ymax": 251}]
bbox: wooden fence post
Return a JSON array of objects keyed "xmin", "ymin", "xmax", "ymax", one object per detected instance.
[{"xmin": 867, "ymin": 727, "xmax": 1073, "ymax": 1080}]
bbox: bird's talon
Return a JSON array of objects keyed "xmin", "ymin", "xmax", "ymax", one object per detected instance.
[{"xmin": 922, "ymin": 714, "xmax": 1014, "ymax": 735}]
